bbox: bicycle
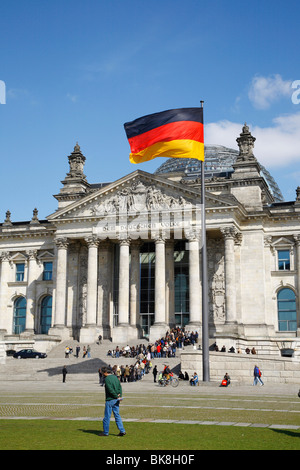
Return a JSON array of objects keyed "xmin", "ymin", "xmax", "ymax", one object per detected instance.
[{"xmin": 158, "ymin": 374, "xmax": 179, "ymax": 387}]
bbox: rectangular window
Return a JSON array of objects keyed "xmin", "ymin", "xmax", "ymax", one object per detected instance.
[
  {"xmin": 278, "ymin": 250, "xmax": 290, "ymax": 271},
  {"xmin": 16, "ymin": 263, "xmax": 25, "ymax": 282},
  {"xmin": 43, "ymin": 262, "xmax": 53, "ymax": 281}
]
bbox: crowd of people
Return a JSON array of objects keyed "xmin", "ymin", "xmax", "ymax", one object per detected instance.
[
  {"xmin": 106, "ymin": 327, "xmax": 199, "ymax": 360},
  {"xmin": 64, "ymin": 344, "xmax": 91, "ymax": 358},
  {"xmin": 212, "ymin": 342, "xmax": 258, "ymax": 355},
  {"xmin": 98, "ymin": 359, "xmax": 152, "ymax": 385},
  {"xmin": 62, "ymin": 328, "xmax": 266, "ymax": 388}
]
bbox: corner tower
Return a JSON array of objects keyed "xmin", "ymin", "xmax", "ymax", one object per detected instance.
[{"xmin": 54, "ymin": 143, "xmax": 90, "ymax": 209}]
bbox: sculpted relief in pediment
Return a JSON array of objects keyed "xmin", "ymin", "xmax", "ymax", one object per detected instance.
[
  {"xmin": 57, "ymin": 178, "xmax": 203, "ymax": 241},
  {"xmin": 90, "ymin": 179, "xmax": 190, "ymax": 217}
]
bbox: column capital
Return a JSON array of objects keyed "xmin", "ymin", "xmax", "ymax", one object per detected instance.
[
  {"xmin": 0, "ymin": 251, "xmax": 11, "ymax": 262},
  {"xmin": 119, "ymin": 238, "xmax": 131, "ymax": 247},
  {"xmin": 293, "ymin": 234, "xmax": 300, "ymax": 246},
  {"xmin": 54, "ymin": 237, "xmax": 69, "ymax": 249},
  {"xmin": 154, "ymin": 235, "xmax": 166, "ymax": 244},
  {"xmin": 85, "ymin": 235, "xmax": 100, "ymax": 248},
  {"xmin": 221, "ymin": 226, "xmax": 237, "ymax": 240},
  {"xmin": 26, "ymin": 249, "xmax": 38, "ymax": 261},
  {"xmin": 186, "ymin": 229, "xmax": 201, "ymax": 242}
]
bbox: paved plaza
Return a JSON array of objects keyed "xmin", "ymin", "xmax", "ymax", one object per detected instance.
[{"xmin": 0, "ymin": 376, "xmax": 299, "ymax": 431}]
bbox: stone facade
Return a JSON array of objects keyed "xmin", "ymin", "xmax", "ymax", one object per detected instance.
[
  {"xmin": 0, "ymin": 127, "xmax": 300, "ymax": 355},
  {"xmin": 181, "ymin": 350, "xmax": 300, "ymax": 384}
]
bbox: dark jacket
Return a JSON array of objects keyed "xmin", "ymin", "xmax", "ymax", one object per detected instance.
[{"xmin": 104, "ymin": 374, "xmax": 123, "ymax": 401}]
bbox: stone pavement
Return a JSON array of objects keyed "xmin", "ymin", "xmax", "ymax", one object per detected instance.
[
  {"xmin": 1, "ymin": 339, "xmax": 300, "ymax": 431},
  {"xmin": 0, "ymin": 378, "xmax": 299, "ymax": 431}
]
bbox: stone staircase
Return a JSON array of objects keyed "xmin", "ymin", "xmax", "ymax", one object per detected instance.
[{"xmin": 0, "ymin": 339, "xmax": 191, "ymax": 382}]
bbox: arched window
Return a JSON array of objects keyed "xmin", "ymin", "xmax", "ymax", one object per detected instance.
[
  {"xmin": 277, "ymin": 288, "xmax": 297, "ymax": 332},
  {"xmin": 40, "ymin": 295, "xmax": 52, "ymax": 334},
  {"xmin": 13, "ymin": 297, "xmax": 26, "ymax": 334}
]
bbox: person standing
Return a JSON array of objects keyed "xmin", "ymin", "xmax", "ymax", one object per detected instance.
[
  {"xmin": 100, "ymin": 367, "xmax": 126, "ymax": 437},
  {"xmin": 253, "ymin": 365, "xmax": 264, "ymax": 386},
  {"xmin": 257, "ymin": 367, "xmax": 264, "ymax": 386},
  {"xmin": 65, "ymin": 346, "xmax": 70, "ymax": 359},
  {"xmin": 62, "ymin": 365, "xmax": 67, "ymax": 383},
  {"xmin": 153, "ymin": 365, "xmax": 158, "ymax": 383}
]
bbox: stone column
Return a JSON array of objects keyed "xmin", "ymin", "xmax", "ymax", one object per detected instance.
[
  {"xmin": 221, "ymin": 227, "xmax": 237, "ymax": 323},
  {"xmin": 112, "ymin": 239, "xmax": 137, "ymax": 343},
  {"xmin": 0, "ymin": 252, "xmax": 11, "ymax": 334},
  {"xmin": 165, "ymin": 240, "xmax": 175, "ymax": 327},
  {"xmin": 51, "ymin": 237, "xmax": 70, "ymax": 339},
  {"xmin": 97, "ymin": 241, "xmax": 112, "ymax": 338},
  {"xmin": 25, "ymin": 250, "xmax": 37, "ymax": 334},
  {"xmin": 118, "ymin": 239, "xmax": 130, "ymax": 326},
  {"xmin": 80, "ymin": 236, "xmax": 99, "ymax": 343},
  {"xmin": 150, "ymin": 236, "xmax": 168, "ymax": 341},
  {"xmin": 294, "ymin": 234, "xmax": 300, "ymax": 332},
  {"xmin": 85, "ymin": 236, "xmax": 99, "ymax": 326},
  {"xmin": 155, "ymin": 236, "xmax": 166, "ymax": 324},
  {"xmin": 130, "ymin": 240, "xmax": 142, "ymax": 329},
  {"xmin": 188, "ymin": 235, "xmax": 201, "ymax": 330}
]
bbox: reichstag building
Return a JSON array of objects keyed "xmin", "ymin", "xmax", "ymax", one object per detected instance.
[{"xmin": 0, "ymin": 124, "xmax": 299, "ymax": 354}]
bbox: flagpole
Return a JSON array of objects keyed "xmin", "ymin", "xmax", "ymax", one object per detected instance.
[{"xmin": 200, "ymin": 100, "xmax": 210, "ymax": 382}]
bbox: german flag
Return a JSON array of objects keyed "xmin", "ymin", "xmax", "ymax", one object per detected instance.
[{"xmin": 124, "ymin": 107, "xmax": 204, "ymax": 164}]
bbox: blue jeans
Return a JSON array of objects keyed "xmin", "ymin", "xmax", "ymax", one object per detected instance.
[{"xmin": 103, "ymin": 399, "xmax": 125, "ymax": 435}]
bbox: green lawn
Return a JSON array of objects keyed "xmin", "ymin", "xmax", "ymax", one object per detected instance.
[
  {"xmin": 0, "ymin": 388, "xmax": 299, "ymax": 450},
  {"xmin": 0, "ymin": 419, "xmax": 299, "ymax": 450}
]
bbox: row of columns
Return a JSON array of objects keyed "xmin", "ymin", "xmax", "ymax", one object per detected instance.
[
  {"xmin": 1, "ymin": 229, "xmax": 299, "ymax": 338},
  {"xmin": 53, "ymin": 227, "xmax": 300, "ymax": 340},
  {"xmin": 53, "ymin": 234, "xmax": 204, "ymax": 341},
  {"xmin": 0, "ymin": 225, "xmax": 245, "ymax": 338}
]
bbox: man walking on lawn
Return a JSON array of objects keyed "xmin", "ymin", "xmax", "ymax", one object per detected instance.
[{"xmin": 100, "ymin": 366, "xmax": 126, "ymax": 437}]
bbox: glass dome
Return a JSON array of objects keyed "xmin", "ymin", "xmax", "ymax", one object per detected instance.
[{"xmin": 154, "ymin": 144, "xmax": 284, "ymax": 202}]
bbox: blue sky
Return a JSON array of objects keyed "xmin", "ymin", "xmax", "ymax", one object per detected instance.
[{"xmin": 1, "ymin": 0, "xmax": 300, "ymax": 221}]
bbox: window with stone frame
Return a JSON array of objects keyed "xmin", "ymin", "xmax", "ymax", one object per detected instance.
[
  {"xmin": 277, "ymin": 288, "xmax": 297, "ymax": 331},
  {"xmin": 43, "ymin": 261, "xmax": 53, "ymax": 281},
  {"xmin": 15, "ymin": 263, "xmax": 25, "ymax": 282},
  {"xmin": 277, "ymin": 249, "xmax": 291, "ymax": 271}
]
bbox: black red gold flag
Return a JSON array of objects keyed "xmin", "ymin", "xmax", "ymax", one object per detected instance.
[{"xmin": 124, "ymin": 107, "xmax": 204, "ymax": 164}]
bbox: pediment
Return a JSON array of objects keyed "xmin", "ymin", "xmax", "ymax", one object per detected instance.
[
  {"xmin": 10, "ymin": 252, "xmax": 27, "ymax": 262},
  {"xmin": 37, "ymin": 250, "xmax": 55, "ymax": 260},
  {"xmin": 271, "ymin": 237, "xmax": 294, "ymax": 247},
  {"xmin": 47, "ymin": 170, "xmax": 238, "ymax": 222}
]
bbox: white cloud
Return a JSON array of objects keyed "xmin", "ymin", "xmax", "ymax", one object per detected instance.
[
  {"xmin": 205, "ymin": 112, "xmax": 300, "ymax": 168},
  {"xmin": 66, "ymin": 93, "xmax": 78, "ymax": 103},
  {"xmin": 248, "ymin": 74, "xmax": 292, "ymax": 109},
  {"xmin": 6, "ymin": 88, "xmax": 29, "ymax": 100}
]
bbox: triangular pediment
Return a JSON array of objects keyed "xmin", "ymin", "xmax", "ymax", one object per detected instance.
[
  {"xmin": 47, "ymin": 170, "xmax": 238, "ymax": 222},
  {"xmin": 271, "ymin": 237, "xmax": 294, "ymax": 247},
  {"xmin": 37, "ymin": 250, "xmax": 55, "ymax": 260},
  {"xmin": 10, "ymin": 252, "xmax": 27, "ymax": 262}
]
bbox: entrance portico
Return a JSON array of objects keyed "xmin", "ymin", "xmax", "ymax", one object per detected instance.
[{"xmin": 47, "ymin": 171, "xmax": 211, "ymax": 343}]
